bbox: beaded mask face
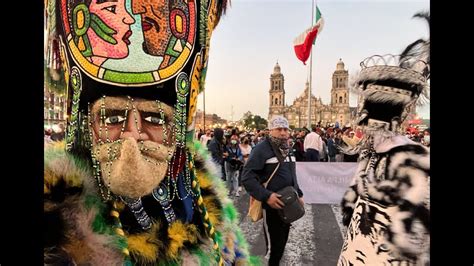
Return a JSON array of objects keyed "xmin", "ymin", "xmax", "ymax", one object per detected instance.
[{"xmin": 88, "ymin": 96, "xmax": 176, "ymax": 199}]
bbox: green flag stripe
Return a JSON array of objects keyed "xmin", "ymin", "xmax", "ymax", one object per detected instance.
[
  {"xmin": 312, "ymin": 5, "xmax": 322, "ymax": 44},
  {"xmin": 316, "ymin": 6, "xmax": 322, "ymax": 23}
]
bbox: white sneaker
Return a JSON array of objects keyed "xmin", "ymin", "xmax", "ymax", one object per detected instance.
[
  {"xmin": 238, "ymin": 186, "xmax": 243, "ymax": 192},
  {"xmin": 235, "ymin": 192, "xmax": 240, "ymax": 197}
]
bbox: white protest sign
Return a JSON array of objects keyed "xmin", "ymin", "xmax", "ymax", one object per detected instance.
[{"xmin": 296, "ymin": 162, "xmax": 357, "ymax": 204}]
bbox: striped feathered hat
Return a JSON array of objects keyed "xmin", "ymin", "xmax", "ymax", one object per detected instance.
[{"xmin": 353, "ymin": 11, "xmax": 430, "ymax": 130}]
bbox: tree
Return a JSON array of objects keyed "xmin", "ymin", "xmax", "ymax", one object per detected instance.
[
  {"xmin": 254, "ymin": 116, "xmax": 268, "ymax": 130},
  {"xmin": 242, "ymin": 112, "xmax": 267, "ymax": 130}
]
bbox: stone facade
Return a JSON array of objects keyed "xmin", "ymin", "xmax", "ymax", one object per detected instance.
[{"xmin": 268, "ymin": 59, "xmax": 355, "ymax": 128}]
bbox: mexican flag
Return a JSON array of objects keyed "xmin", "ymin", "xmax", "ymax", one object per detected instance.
[{"xmin": 293, "ymin": 5, "xmax": 324, "ymax": 65}]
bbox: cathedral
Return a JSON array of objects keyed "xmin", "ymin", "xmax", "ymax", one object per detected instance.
[{"xmin": 268, "ymin": 59, "xmax": 356, "ymax": 128}]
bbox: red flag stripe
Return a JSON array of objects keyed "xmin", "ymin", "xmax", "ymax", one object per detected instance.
[{"xmin": 293, "ymin": 27, "xmax": 319, "ymax": 65}]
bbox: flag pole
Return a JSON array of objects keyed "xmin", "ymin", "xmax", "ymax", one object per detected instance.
[
  {"xmin": 203, "ymin": 87, "xmax": 206, "ymax": 131},
  {"xmin": 307, "ymin": 0, "xmax": 314, "ymax": 129}
]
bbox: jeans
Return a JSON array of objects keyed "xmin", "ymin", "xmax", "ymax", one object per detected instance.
[
  {"xmin": 224, "ymin": 161, "xmax": 239, "ymax": 194},
  {"xmin": 305, "ymin": 148, "xmax": 320, "ymax": 162}
]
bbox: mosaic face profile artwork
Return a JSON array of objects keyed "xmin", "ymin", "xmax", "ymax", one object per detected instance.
[{"xmin": 60, "ymin": 0, "xmax": 197, "ymax": 86}]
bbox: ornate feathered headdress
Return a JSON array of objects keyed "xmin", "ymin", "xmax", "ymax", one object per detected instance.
[
  {"xmin": 45, "ymin": 3, "xmax": 233, "ymax": 264},
  {"xmin": 353, "ymin": 11, "xmax": 430, "ymax": 131}
]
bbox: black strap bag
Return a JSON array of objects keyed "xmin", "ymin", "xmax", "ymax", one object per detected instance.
[{"xmin": 276, "ymin": 186, "xmax": 305, "ymax": 224}]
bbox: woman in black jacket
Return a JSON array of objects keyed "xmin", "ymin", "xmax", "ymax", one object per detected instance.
[{"xmin": 207, "ymin": 128, "xmax": 226, "ymax": 180}]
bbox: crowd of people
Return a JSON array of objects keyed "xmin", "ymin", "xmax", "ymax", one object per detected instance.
[
  {"xmin": 194, "ymin": 123, "xmax": 430, "ymax": 200},
  {"xmin": 195, "ymin": 123, "xmax": 430, "ymax": 167}
]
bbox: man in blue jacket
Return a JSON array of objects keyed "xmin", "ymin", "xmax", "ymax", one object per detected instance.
[{"xmin": 242, "ymin": 116, "xmax": 304, "ymax": 265}]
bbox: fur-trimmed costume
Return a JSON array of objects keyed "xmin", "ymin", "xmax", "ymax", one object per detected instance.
[
  {"xmin": 45, "ymin": 141, "xmax": 257, "ymax": 265},
  {"xmin": 338, "ymin": 12, "xmax": 430, "ymax": 265},
  {"xmin": 339, "ymin": 135, "xmax": 430, "ymax": 265}
]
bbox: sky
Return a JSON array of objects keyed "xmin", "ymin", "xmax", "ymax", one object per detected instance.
[{"xmin": 199, "ymin": 0, "xmax": 430, "ymax": 121}]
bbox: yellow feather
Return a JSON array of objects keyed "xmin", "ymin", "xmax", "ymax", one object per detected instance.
[
  {"xmin": 167, "ymin": 222, "xmax": 199, "ymax": 259},
  {"xmin": 196, "ymin": 170, "xmax": 213, "ymax": 190},
  {"xmin": 167, "ymin": 222, "xmax": 187, "ymax": 259},
  {"xmin": 127, "ymin": 223, "xmax": 161, "ymax": 263},
  {"xmin": 44, "ymin": 169, "xmax": 59, "ymax": 188},
  {"xmin": 44, "ymin": 142, "xmax": 85, "ymax": 193},
  {"xmin": 203, "ymin": 195, "xmax": 221, "ymax": 226}
]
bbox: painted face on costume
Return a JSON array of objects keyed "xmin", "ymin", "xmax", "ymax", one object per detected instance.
[
  {"xmin": 87, "ymin": 0, "xmax": 135, "ymax": 65},
  {"xmin": 132, "ymin": 0, "xmax": 172, "ymax": 56},
  {"xmin": 89, "ymin": 96, "xmax": 176, "ymax": 198}
]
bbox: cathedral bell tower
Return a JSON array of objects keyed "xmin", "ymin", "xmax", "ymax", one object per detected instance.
[
  {"xmin": 268, "ymin": 62, "xmax": 285, "ymax": 120},
  {"xmin": 331, "ymin": 58, "xmax": 350, "ymax": 125}
]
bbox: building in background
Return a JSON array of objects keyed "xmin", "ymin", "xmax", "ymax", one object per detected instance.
[
  {"xmin": 44, "ymin": 86, "xmax": 67, "ymax": 129},
  {"xmin": 194, "ymin": 110, "xmax": 228, "ymax": 130},
  {"xmin": 268, "ymin": 59, "xmax": 355, "ymax": 128}
]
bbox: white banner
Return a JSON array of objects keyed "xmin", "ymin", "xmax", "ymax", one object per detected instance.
[{"xmin": 296, "ymin": 162, "xmax": 358, "ymax": 204}]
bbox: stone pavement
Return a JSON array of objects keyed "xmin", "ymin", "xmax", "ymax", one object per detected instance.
[{"xmin": 231, "ymin": 189, "xmax": 345, "ymax": 266}]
